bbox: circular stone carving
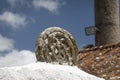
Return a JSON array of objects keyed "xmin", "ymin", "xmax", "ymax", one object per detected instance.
[{"xmin": 35, "ymin": 27, "xmax": 78, "ymax": 65}]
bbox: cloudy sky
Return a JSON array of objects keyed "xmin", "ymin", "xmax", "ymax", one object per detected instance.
[{"xmin": 0, "ymin": 0, "xmax": 96, "ymax": 67}]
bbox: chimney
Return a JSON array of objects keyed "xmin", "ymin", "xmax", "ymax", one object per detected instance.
[{"xmin": 95, "ymin": 0, "xmax": 120, "ymax": 46}]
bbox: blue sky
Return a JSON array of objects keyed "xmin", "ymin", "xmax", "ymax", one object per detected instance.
[{"xmin": 0, "ymin": 0, "xmax": 95, "ymax": 67}]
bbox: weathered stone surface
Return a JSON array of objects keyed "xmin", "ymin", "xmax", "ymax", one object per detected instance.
[
  {"xmin": 95, "ymin": 0, "xmax": 120, "ymax": 45},
  {"xmin": 35, "ymin": 27, "xmax": 78, "ymax": 65}
]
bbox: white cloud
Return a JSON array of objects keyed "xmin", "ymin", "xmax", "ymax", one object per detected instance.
[
  {"xmin": 6, "ymin": 0, "xmax": 65, "ymax": 13},
  {"xmin": 33, "ymin": 0, "xmax": 64, "ymax": 13},
  {"xmin": 0, "ymin": 50, "xmax": 36, "ymax": 67},
  {"xmin": 0, "ymin": 34, "xmax": 14, "ymax": 52},
  {"xmin": 0, "ymin": 11, "xmax": 27, "ymax": 29},
  {"xmin": 0, "ymin": 34, "xmax": 36, "ymax": 67}
]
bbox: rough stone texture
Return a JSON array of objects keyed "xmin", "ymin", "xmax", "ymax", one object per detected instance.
[
  {"xmin": 95, "ymin": 0, "xmax": 120, "ymax": 45},
  {"xmin": 35, "ymin": 27, "xmax": 78, "ymax": 66},
  {"xmin": 77, "ymin": 43, "xmax": 120, "ymax": 80}
]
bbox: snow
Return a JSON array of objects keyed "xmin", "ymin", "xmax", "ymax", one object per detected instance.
[
  {"xmin": 40, "ymin": 27, "xmax": 74, "ymax": 40},
  {"xmin": 0, "ymin": 62, "xmax": 104, "ymax": 80}
]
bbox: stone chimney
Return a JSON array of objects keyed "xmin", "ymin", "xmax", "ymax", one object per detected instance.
[{"xmin": 95, "ymin": 0, "xmax": 120, "ymax": 46}]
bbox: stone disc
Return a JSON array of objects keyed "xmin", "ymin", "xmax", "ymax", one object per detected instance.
[{"xmin": 35, "ymin": 27, "xmax": 78, "ymax": 65}]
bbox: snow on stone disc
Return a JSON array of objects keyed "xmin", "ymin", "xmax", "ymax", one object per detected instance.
[{"xmin": 35, "ymin": 27, "xmax": 78, "ymax": 65}]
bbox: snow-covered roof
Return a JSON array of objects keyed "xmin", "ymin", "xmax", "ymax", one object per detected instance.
[{"xmin": 0, "ymin": 62, "xmax": 104, "ymax": 80}]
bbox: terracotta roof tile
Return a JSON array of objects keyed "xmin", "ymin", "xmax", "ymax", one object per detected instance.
[{"xmin": 77, "ymin": 43, "xmax": 120, "ymax": 80}]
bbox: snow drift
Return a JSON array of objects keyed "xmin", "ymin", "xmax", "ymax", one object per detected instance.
[{"xmin": 0, "ymin": 62, "xmax": 104, "ymax": 80}]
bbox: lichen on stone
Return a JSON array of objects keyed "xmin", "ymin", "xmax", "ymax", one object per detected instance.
[{"xmin": 35, "ymin": 27, "xmax": 78, "ymax": 66}]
